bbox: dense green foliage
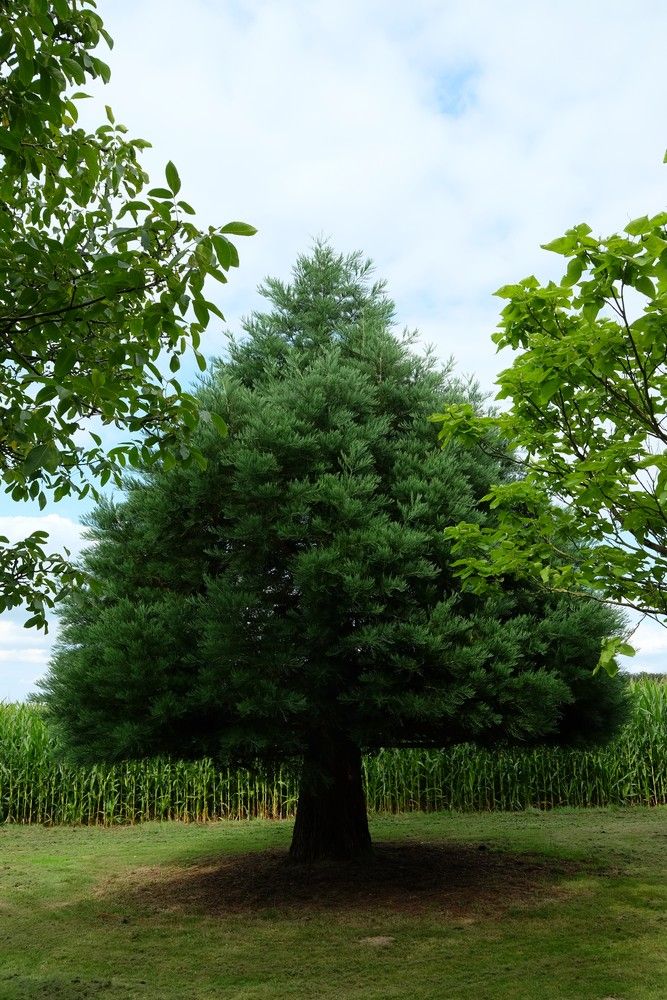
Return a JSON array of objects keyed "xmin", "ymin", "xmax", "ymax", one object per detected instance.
[
  {"xmin": 0, "ymin": 0, "xmax": 252, "ymax": 626},
  {"xmin": 40, "ymin": 246, "xmax": 628, "ymax": 858},
  {"xmin": 433, "ymin": 190, "xmax": 667, "ymax": 638},
  {"xmin": 1, "ymin": 679, "xmax": 665, "ymax": 823},
  {"xmin": 42, "ymin": 247, "xmax": 626, "ymax": 758}
]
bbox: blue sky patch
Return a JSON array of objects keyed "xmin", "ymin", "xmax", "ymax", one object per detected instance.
[{"xmin": 433, "ymin": 65, "xmax": 480, "ymax": 117}]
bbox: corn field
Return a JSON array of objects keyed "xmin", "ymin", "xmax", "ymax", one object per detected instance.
[{"xmin": 1, "ymin": 677, "xmax": 666, "ymax": 825}]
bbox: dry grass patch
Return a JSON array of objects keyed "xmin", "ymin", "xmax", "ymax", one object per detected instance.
[{"xmin": 95, "ymin": 840, "xmax": 583, "ymax": 920}]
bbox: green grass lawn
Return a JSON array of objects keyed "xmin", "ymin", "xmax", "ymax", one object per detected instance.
[{"xmin": 1, "ymin": 808, "xmax": 666, "ymax": 999}]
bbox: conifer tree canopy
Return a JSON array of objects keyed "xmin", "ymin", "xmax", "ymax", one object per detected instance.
[{"xmin": 42, "ymin": 246, "xmax": 628, "ymax": 862}]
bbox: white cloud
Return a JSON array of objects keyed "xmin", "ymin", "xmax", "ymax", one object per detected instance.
[
  {"xmin": 0, "ymin": 620, "xmax": 48, "ymax": 645},
  {"xmin": 0, "ymin": 617, "xmax": 59, "ymax": 703},
  {"xmin": 617, "ymin": 610, "xmax": 667, "ymax": 676},
  {"xmin": 0, "ymin": 514, "xmax": 86, "ymax": 558},
  {"xmin": 625, "ymin": 615, "xmax": 667, "ymax": 657},
  {"xmin": 86, "ymin": 0, "xmax": 667, "ymax": 392},
  {"xmin": 0, "ymin": 648, "xmax": 49, "ymax": 665}
]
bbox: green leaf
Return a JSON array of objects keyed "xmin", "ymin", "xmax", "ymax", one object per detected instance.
[
  {"xmin": 541, "ymin": 235, "xmax": 575, "ymax": 255},
  {"xmin": 0, "ymin": 32, "xmax": 12, "ymax": 62},
  {"xmin": 53, "ymin": 347, "xmax": 78, "ymax": 379},
  {"xmin": 35, "ymin": 383, "xmax": 59, "ymax": 404},
  {"xmin": 493, "ymin": 283, "xmax": 524, "ymax": 299},
  {"xmin": 219, "ymin": 221, "xmax": 257, "ymax": 237},
  {"xmin": 625, "ymin": 216, "xmax": 651, "ymax": 236},
  {"xmin": 165, "ymin": 160, "xmax": 181, "ymax": 195},
  {"xmin": 0, "ymin": 132, "xmax": 21, "ymax": 153},
  {"xmin": 634, "ymin": 274, "xmax": 655, "ymax": 297},
  {"xmin": 22, "ymin": 444, "xmax": 55, "ymax": 477},
  {"xmin": 193, "ymin": 298, "xmax": 209, "ymax": 327},
  {"xmin": 206, "ymin": 267, "xmax": 229, "ymax": 284},
  {"xmin": 209, "ymin": 412, "xmax": 227, "ymax": 436},
  {"xmin": 206, "ymin": 300, "xmax": 225, "ymax": 320},
  {"xmin": 23, "ymin": 614, "xmax": 45, "ymax": 630},
  {"xmin": 562, "ymin": 257, "xmax": 584, "ymax": 287},
  {"xmin": 212, "ymin": 235, "xmax": 233, "ymax": 269}
]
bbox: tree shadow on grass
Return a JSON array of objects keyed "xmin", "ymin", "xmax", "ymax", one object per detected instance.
[{"xmin": 95, "ymin": 841, "xmax": 586, "ymax": 919}]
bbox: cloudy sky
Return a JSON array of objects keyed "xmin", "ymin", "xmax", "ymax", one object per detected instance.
[{"xmin": 2, "ymin": 0, "xmax": 667, "ymax": 699}]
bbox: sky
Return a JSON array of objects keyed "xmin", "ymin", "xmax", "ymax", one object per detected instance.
[{"xmin": 2, "ymin": 0, "xmax": 667, "ymax": 699}]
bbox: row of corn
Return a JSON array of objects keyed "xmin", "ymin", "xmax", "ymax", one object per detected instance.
[{"xmin": 1, "ymin": 677, "xmax": 665, "ymax": 824}]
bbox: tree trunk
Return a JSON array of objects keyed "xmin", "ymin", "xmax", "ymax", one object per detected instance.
[{"xmin": 289, "ymin": 736, "xmax": 372, "ymax": 863}]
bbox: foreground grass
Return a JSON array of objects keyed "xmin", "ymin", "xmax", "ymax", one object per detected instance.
[{"xmin": 1, "ymin": 809, "xmax": 666, "ymax": 999}]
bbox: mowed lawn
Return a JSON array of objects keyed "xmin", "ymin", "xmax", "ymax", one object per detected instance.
[{"xmin": 1, "ymin": 808, "xmax": 666, "ymax": 999}]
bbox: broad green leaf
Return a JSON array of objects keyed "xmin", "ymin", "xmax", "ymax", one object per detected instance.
[
  {"xmin": 541, "ymin": 235, "xmax": 575, "ymax": 255},
  {"xmin": 22, "ymin": 444, "xmax": 55, "ymax": 477},
  {"xmin": 193, "ymin": 298, "xmax": 209, "ymax": 327},
  {"xmin": 562, "ymin": 257, "xmax": 584, "ymax": 287},
  {"xmin": 23, "ymin": 614, "xmax": 45, "ymax": 629},
  {"xmin": 219, "ymin": 221, "xmax": 257, "ymax": 237},
  {"xmin": 165, "ymin": 160, "xmax": 181, "ymax": 195},
  {"xmin": 209, "ymin": 412, "xmax": 227, "ymax": 436},
  {"xmin": 53, "ymin": 346, "xmax": 78, "ymax": 378},
  {"xmin": 0, "ymin": 132, "xmax": 21, "ymax": 153},
  {"xmin": 624, "ymin": 216, "xmax": 652, "ymax": 236},
  {"xmin": 634, "ymin": 274, "xmax": 655, "ymax": 297}
]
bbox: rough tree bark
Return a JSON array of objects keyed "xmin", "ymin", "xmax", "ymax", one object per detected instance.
[{"xmin": 289, "ymin": 736, "xmax": 372, "ymax": 863}]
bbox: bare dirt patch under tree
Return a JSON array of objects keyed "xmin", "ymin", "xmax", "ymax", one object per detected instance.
[{"xmin": 97, "ymin": 841, "xmax": 583, "ymax": 919}]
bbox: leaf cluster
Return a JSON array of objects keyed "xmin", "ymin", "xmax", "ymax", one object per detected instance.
[
  {"xmin": 0, "ymin": 1, "xmax": 255, "ymax": 626},
  {"xmin": 435, "ymin": 200, "xmax": 667, "ymax": 654}
]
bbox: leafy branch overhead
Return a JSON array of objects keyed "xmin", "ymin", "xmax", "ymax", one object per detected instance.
[
  {"xmin": 0, "ymin": 0, "xmax": 255, "ymax": 627},
  {"xmin": 432, "ymin": 189, "xmax": 667, "ymax": 667}
]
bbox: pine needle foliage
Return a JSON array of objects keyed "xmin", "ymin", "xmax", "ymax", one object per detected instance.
[{"xmin": 38, "ymin": 245, "xmax": 628, "ymax": 856}]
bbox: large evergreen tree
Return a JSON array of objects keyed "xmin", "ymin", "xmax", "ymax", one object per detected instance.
[{"xmin": 42, "ymin": 246, "xmax": 628, "ymax": 861}]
